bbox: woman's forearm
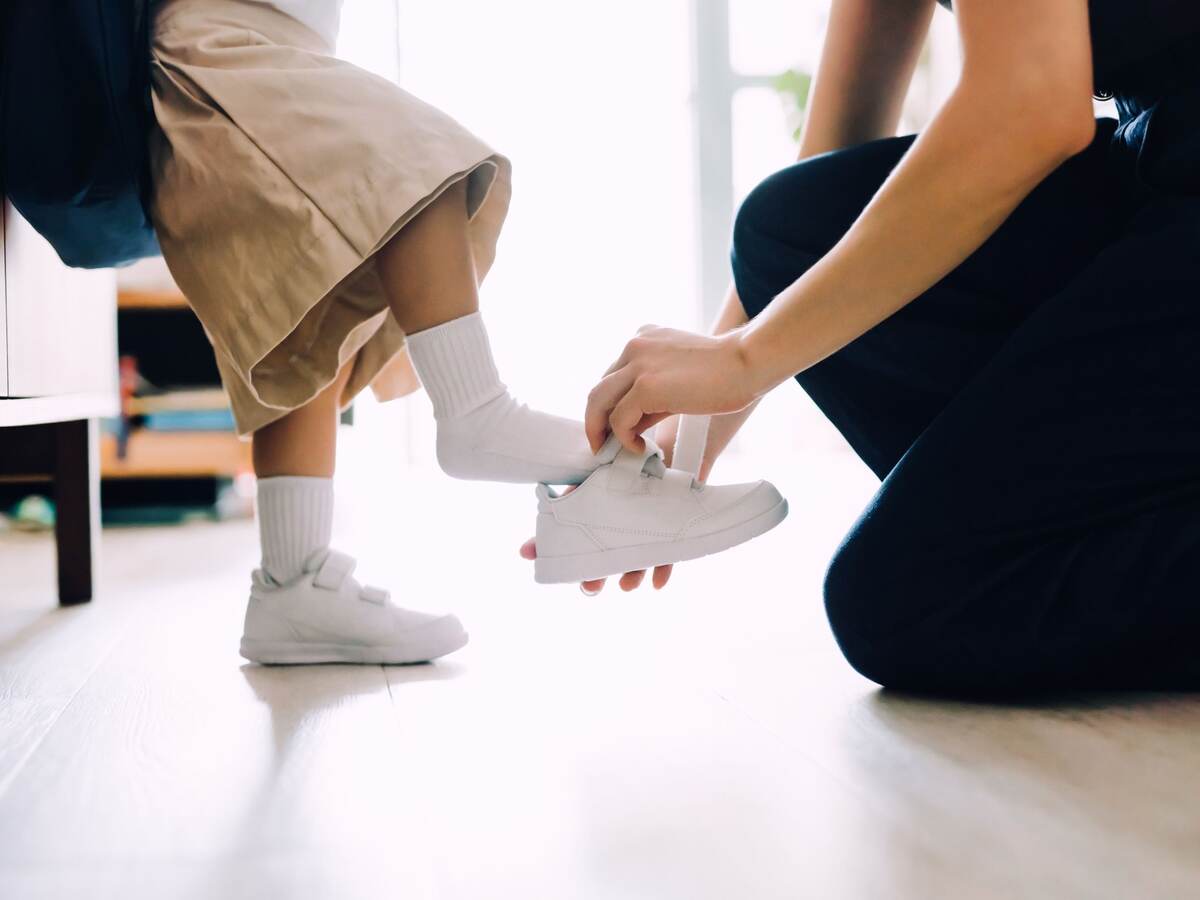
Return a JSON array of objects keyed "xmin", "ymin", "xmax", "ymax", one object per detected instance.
[
  {"xmin": 739, "ymin": 0, "xmax": 1096, "ymax": 396},
  {"xmin": 798, "ymin": 0, "xmax": 936, "ymax": 160}
]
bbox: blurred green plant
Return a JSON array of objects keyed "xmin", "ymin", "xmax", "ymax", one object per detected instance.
[{"xmin": 771, "ymin": 68, "xmax": 812, "ymax": 142}]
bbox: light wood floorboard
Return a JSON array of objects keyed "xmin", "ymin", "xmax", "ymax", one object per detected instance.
[{"xmin": 1, "ymin": 451, "xmax": 1197, "ymax": 898}]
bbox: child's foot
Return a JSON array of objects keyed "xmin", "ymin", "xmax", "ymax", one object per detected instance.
[
  {"xmin": 406, "ymin": 312, "xmax": 618, "ymax": 485},
  {"xmin": 436, "ymin": 394, "xmax": 619, "ymax": 484},
  {"xmin": 240, "ymin": 549, "xmax": 468, "ymax": 665},
  {"xmin": 532, "ymin": 439, "xmax": 788, "ymax": 584}
]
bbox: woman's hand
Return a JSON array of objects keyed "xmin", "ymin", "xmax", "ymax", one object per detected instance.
[
  {"xmin": 584, "ymin": 325, "xmax": 761, "ymax": 453},
  {"xmin": 519, "ymin": 536, "xmax": 673, "ymax": 595},
  {"xmin": 532, "ymin": 289, "xmax": 763, "ymax": 594}
]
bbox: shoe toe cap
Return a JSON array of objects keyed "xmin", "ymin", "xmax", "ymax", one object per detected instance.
[{"xmin": 388, "ymin": 610, "xmax": 470, "ymax": 659}]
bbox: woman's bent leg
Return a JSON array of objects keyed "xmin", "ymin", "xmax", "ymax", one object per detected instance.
[{"xmin": 822, "ymin": 195, "xmax": 1200, "ymax": 694}]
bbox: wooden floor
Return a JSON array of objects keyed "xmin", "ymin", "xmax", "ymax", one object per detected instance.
[{"xmin": 2, "ymin": 449, "xmax": 1198, "ymax": 899}]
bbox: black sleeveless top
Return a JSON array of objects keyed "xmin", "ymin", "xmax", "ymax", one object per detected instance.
[
  {"xmin": 939, "ymin": 0, "xmax": 1200, "ymax": 193},
  {"xmin": 938, "ymin": 0, "xmax": 1200, "ymax": 91}
]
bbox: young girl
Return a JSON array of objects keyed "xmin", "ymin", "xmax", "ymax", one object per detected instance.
[
  {"xmin": 149, "ymin": 0, "xmax": 786, "ymax": 665},
  {"xmin": 147, "ymin": 0, "xmax": 632, "ymax": 664}
]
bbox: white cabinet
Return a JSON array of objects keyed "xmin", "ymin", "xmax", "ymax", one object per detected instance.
[
  {"xmin": 0, "ymin": 201, "xmax": 121, "ymax": 605},
  {"xmin": 2, "ymin": 202, "xmax": 118, "ymax": 401}
]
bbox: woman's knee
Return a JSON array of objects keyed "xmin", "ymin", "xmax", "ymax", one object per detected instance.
[
  {"xmin": 822, "ymin": 528, "xmax": 905, "ymax": 687},
  {"xmin": 823, "ymin": 524, "xmax": 1032, "ymax": 695},
  {"xmin": 730, "ymin": 166, "xmax": 822, "ymax": 320},
  {"xmin": 731, "ymin": 136, "xmax": 914, "ymax": 321},
  {"xmin": 821, "ymin": 520, "xmax": 945, "ymax": 691}
]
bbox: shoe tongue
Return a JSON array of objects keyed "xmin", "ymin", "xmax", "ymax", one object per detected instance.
[{"xmin": 643, "ymin": 455, "xmax": 667, "ymax": 478}]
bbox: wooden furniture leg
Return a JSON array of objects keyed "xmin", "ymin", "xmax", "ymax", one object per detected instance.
[
  {"xmin": 52, "ymin": 419, "xmax": 100, "ymax": 605},
  {"xmin": 0, "ymin": 416, "xmax": 102, "ymax": 605}
]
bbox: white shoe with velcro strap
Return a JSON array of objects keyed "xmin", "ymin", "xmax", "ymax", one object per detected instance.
[
  {"xmin": 533, "ymin": 439, "xmax": 788, "ymax": 584},
  {"xmin": 240, "ymin": 549, "xmax": 468, "ymax": 665}
]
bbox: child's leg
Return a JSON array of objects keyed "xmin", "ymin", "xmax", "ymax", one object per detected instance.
[
  {"xmin": 375, "ymin": 180, "xmax": 480, "ymax": 335},
  {"xmin": 253, "ymin": 360, "xmax": 351, "ymax": 478},
  {"xmin": 251, "ymin": 363, "xmax": 351, "ymax": 583},
  {"xmin": 243, "ymin": 361, "xmax": 467, "ymax": 666},
  {"xmin": 376, "ymin": 181, "xmax": 617, "ymax": 484}
]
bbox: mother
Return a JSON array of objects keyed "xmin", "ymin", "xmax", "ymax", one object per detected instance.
[{"xmin": 574, "ymin": 0, "xmax": 1200, "ymax": 694}]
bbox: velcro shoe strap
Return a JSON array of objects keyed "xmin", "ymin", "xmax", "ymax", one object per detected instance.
[
  {"xmin": 313, "ymin": 550, "xmax": 357, "ymax": 591},
  {"xmin": 660, "ymin": 468, "xmax": 697, "ymax": 498},
  {"xmin": 608, "ymin": 439, "xmax": 664, "ymax": 493},
  {"xmin": 360, "ymin": 585, "xmax": 389, "ymax": 605}
]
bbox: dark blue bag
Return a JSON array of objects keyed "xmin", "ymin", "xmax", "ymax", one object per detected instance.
[{"xmin": 1, "ymin": 0, "xmax": 160, "ymax": 268}]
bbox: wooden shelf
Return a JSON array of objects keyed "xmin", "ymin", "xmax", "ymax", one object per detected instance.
[
  {"xmin": 101, "ymin": 430, "xmax": 251, "ymax": 479},
  {"xmin": 118, "ymin": 289, "xmax": 190, "ymax": 311},
  {"xmin": 0, "ymin": 392, "xmax": 119, "ymax": 428}
]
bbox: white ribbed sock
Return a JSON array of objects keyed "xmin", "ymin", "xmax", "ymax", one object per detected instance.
[
  {"xmin": 406, "ymin": 312, "xmax": 617, "ymax": 484},
  {"xmin": 256, "ymin": 476, "xmax": 334, "ymax": 584}
]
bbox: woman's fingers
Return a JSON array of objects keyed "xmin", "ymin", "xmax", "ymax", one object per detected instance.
[
  {"xmin": 523, "ymin": 538, "xmax": 672, "ymax": 594},
  {"xmin": 591, "ymin": 328, "xmax": 677, "ymax": 449},
  {"xmin": 635, "ymin": 412, "xmax": 671, "ymax": 440},
  {"xmin": 610, "ymin": 375, "xmax": 671, "ymax": 452},
  {"xmin": 619, "ymin": 570, "xmax": 647, "ymax": 591},
  {"xmin": 602, "ymin": 344, "xmax": 634, "ymax": 379},
  {"xmin": 652, "ymin": 564, "xmax": 673, "ymax": 589},
  {"xmin": 584, "ymin": 367, "xmax": 636, "ymax": 451},
  {"xmin": 610, "ymin": 409, "xmax": 671, "ymax": 453}
]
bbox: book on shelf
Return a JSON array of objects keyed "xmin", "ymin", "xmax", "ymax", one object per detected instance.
[
  {"xmin": 127, "ymin": 386, "xmax": 229, "ymax": 415},
  {"xmin": 143, "ymin": 408, "xmax": 237, "ymax": 432}
]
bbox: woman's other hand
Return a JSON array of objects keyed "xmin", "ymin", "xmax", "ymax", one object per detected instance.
[{"xmin": 519, "ymin": 537, "xmax": 674, "ymax": 595}]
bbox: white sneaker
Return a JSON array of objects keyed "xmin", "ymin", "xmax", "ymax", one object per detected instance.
[
  {"xmin": 533, "ymin": 440, "xmax": 788, "ymax": 584},
  {"xmin": 239, "ymin": 549, "xmax": 468, "ymax": 665}
]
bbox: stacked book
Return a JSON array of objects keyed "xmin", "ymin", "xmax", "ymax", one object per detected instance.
[{"xmin": 128, "ymin": 386, "xmax": 236, "ymax": 433}]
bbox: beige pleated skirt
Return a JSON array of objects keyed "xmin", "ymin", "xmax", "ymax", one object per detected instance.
[{"xmin": 147, "ymin": 0, "xmax": 511, "ymax": 435}]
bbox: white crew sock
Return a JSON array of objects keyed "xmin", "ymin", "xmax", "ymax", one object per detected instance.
[
  {"xmin": 405, "ymin": 312, "xmax": 618, "ymax": 484},
  {"xmin": 256, "ymin": 476, "xmax": 334, "ymax": 583}
]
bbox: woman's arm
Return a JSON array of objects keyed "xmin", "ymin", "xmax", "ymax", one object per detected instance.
[
  {"xmin": 739, "ymin": 0, "xmax": 1095, "ymax": 396},
  {"xmin": 798, "ymin": 0, "xmax": 936, "ymax": 158},
  {"xmin": 572, "ymin": 0, "xmax": 940, "ymax": 593},
  {"xmin": 636, "ymin": 0, "xmax": 937, "ymax": 468},
  {"xmin": 698, "ymin": 0, "xmax": 937, "ymax": 339},
  {"xmin": 586, "ymin": 0, "xmax": 1096, "ymax": 451}
]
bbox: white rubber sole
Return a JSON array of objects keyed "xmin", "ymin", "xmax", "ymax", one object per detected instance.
[
  {"xmin": 239, "ymin": 618, "xmax": 469, "ymax": 666},
  {"xmin": 534, "ymin": 497, "xmax": 789, "ymax": 584}
]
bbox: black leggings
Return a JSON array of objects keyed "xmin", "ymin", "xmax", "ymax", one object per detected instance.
[{"xmin": 731, "ymin": 121, "xmax": 1200, "ymax": 695}]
